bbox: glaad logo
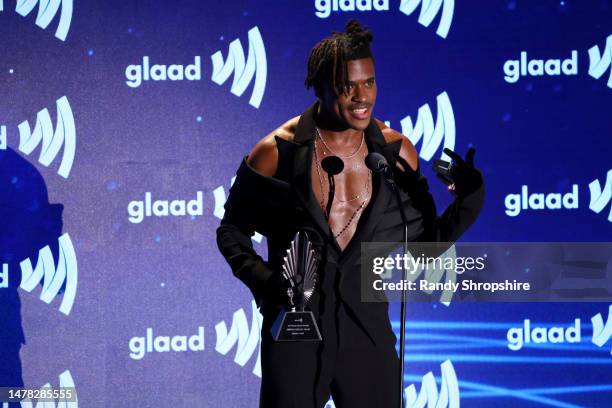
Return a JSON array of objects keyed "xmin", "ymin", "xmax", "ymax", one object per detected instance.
[
  {"xmin": 12, "ymin": 370, "xmax": 78, "ymax": 408},
  {"xmin": 503, "ymin": 51, "xmax": 577, "ymax": 84},
  {"xmin": 211, "ymin": 26, "xmax": 267, "ymax": 108},
  {"xmin": 127, "ymin": 191, "xmax": 204, "ymax": 224},
  {"xmin": 505, "ymin": 175, "xmax": 612, "ymax": 222},
  {"xmin": 213, "ymin": 179, "xmax": 263, "ymax": 243},
  {"xmin": 124, "ymin": 27, "xmax": 267, "ymax": 108},
  {"xmin": 314, "ymin": 1, "xmax": 454, "ymax": 39},
  {"xmin": 404, "ymin": 360, "xmax": 459, "ymax": 408},
  {"xmin": 3, "ymin": 0, "xmax": 74, "ymax": 41},
  {"xmin": 504, "ymin": 185, "xmax": 579, "ymax": 217},
  {"xmin": 386, "ymin": 91, "xmax": 455, "ymax": 162},
  {"xmin": 128, "ymin": 327, "xmax": 205, "ymax": 360},
  {"xmin": 125, "ymin": 56, "xmax": 201, "ymax": 88},
  {"xmin": 588, "ymin": 34, "xmax": 612, "ymax": 88},
  {"xmin": 19, "ymin": 233, "xmax": 78, "ymax": 316},
  {"xmin": 314, "ymin": 0, "xmax": 389, "ymax": 18},
  {"xmin": 399, "ymin": 0, "xmax": 454, "ymax": 39},
  {"xmin": 0, "ymin": 96, "xmax": 76, "ymax": 179},
  {"xmin": 215, "ymin": 300, "xmax": 263, "ymax": 377},
  {"xmin": 504, "ymin": 35, "xmax": 612, "ymax": 88},
  {"xmin": 506, "ymin": 319, "xmax": 581, "ymax": 351},
  {"xmin": 588, "ymin": 169, "xmax": 612, "ymax": 222},
  {"xmin": 591, "ymin": 305, "xmax": 612, "ymax": 354}
]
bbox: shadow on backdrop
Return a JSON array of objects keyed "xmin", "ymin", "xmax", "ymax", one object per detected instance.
[{"xmin": 0, "ymin": 148, "xmax": 63, "ymax": 404}]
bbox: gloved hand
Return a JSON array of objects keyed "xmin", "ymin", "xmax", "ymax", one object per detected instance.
[{"xmin": 433, "ymin": 148, "xmax": 483, "ymax": 198}]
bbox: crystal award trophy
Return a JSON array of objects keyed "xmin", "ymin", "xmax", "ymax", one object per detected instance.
[{"xmin": 270, "ymin": 231, "xmax": 322, "ymax": 341}]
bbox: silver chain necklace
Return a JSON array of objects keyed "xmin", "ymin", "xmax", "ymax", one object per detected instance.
[
  {"xmin": 315, "ymin": 127, "xmax": 364, "ymax": 159},
  {"xmin": 313, "ymin": 136, "xmax": 371, "ymax": 238}
]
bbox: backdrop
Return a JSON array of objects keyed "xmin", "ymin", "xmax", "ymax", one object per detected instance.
[{"xmin": 0, "ymin": 0, "xmax": 611, "ymax": 407}]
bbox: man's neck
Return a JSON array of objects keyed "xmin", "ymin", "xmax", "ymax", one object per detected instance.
[{"xmin": 315, "ymin": 103, "xmax": 363, "ymax": 145}]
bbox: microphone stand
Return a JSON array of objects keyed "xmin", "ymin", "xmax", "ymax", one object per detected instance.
[
  {"xmin": 381, "ymin": 167, "xmax": 410, "ymax": 408},
  {"xmin": 325, "ymin": 173, "xmax": 335, "ymax": 218},
  {"xmin": 366, "ymin": 152, "xmax": 422, "ymax": 408}
]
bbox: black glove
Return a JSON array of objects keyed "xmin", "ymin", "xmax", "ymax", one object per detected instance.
[{"xmin": 433, "ymin": 148, "xmax": 483, "ymax": 198}]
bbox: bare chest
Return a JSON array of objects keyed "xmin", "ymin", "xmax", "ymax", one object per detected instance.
[{"xmin": 310, "ymin": 139, "xmax": 372, "ymax": 250}]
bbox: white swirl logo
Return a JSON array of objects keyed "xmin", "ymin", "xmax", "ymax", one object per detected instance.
[
  {"xmin": 211, "ymin": 26, "xmax": 267, "ymax": 109},
  {"xmin": 0, "ymin": 125, "xmax": 6, "ymax": 150},
  {"xmin": 14, "ymin": 96, "xmax": 76, "ymax": 179},
  {"xmin": 588, "ymin": 34, "xmax": 612, "ymax": 89},
  {"xmin": 405, "ymin": 360, "xmax": 459, "ymax": 408},
  {"xmin": 9, "ymin": 0, "xmax": 74, "ymax": 41},
  {"xmin": 591, "ymin": 305, "xmax": 612, "ymax": 354},
  {"xmin": 214, "ymin": 300, "xmax": 263, "ymax": 377},
  {"xmin": 0, "ymin": 263, "xmax": 7, "ymax": 288},
  {"xmin": 399, "ymin": 0, "xmax": 454, "ymax": 39},
  {"xmin": 588, "ymin": 169, "xmax": 612, "ymax": 223},
  {"xmin": 19, "ymin": 233, "xmax": 78, "ymax": 316},
  {"xmin": 387, "ymin": 91, "xmax": 455, "ymax": 162},
  {"xmin": 325, "ymin": 360, "xmax": 459, "ymax": 408}
]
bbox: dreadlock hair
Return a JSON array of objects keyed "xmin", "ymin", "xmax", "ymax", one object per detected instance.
[{"xmin": 305, "ymin": 19, "xmax": 374, "ymax": 98}]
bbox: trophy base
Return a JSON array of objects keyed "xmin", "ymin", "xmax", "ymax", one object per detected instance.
[{"xmin": 271, "ymin": 310, "xmax": 322, "ymax": 341}]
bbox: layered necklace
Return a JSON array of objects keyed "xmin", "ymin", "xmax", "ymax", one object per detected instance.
[{"xmin": 313, "ymin": 127, "xmax": 372, "ymax": 239}]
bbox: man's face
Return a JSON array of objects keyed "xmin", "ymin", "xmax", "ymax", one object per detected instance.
[{"xmin": 320, "ymin": 57, "xmax": 377, "ymax": 131}]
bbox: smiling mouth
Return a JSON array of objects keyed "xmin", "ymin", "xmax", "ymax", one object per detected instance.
[{"xmin": 349, "ymin": 106, "xmax": 370, "ymax": 119}]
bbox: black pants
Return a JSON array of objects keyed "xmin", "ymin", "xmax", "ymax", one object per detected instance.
[{"xmin": 260, "ymin": 303, "xmax": 400, "ymax": 408}]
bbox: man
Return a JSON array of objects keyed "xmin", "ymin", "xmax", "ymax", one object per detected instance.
[
  {"xmin": 0, "ymin": 148, "xmax": 64, "ymax": 407},
  {"xmin": 217, "ymin": 20, "xmax": 484, "ymax": 408}
]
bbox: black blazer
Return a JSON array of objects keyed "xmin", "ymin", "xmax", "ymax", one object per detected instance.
[{"xmin": 216, "ymin": 102, "xmax": 484, "ymax": 345}]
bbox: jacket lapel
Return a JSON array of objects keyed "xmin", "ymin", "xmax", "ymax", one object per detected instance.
[{"xmin": 290, "ymin": 103, "xmax": 339, "ymax": 253}]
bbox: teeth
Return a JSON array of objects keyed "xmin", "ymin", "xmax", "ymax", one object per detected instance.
[{"xmin": 352, "ymin": 108, "xmax": 367, "ymax": 114}]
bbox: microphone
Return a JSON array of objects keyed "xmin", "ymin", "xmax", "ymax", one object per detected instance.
[
  {"xmin": 365, "ymin": 152, "xmax": 395, "ymax": 185},
  {"xmin": 320, "ymin": 156, "xmax": 344, "ymax": 218},
  {"xmin": 364, "ymin": 152, "xmax": 387, "ymax": 173}
]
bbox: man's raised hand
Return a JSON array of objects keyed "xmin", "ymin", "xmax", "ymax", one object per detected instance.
[{"xmin": 432, "ymin": 148, "xmax": 483, "ymax": 197}]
